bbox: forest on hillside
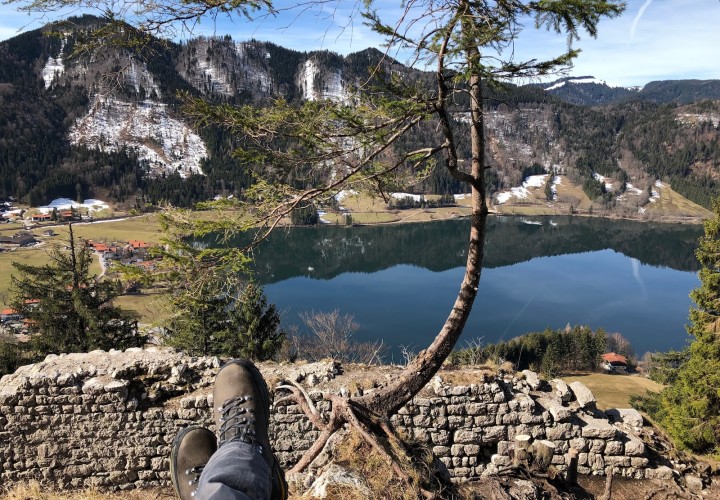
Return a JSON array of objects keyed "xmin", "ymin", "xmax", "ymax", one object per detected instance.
[{"xmin": 1, "ymin": 18, "xmax": 720, "ymax": 209}]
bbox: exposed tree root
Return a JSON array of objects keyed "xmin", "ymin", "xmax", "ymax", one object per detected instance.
[{"xmin": 275, "ymin": 384, "xmax": 440, "ymax": 498}]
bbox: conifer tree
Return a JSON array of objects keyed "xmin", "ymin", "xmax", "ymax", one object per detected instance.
[
  {"xmin": 10, "ymin": 224, "xmax": 143, "ymax": 354},
  {"xmin": 651, "ymin": 199, "xmax": 720, "ymax": 452},
  {"xmin": 149, "ymin": 209, "xmax": 285, "ymax": 360}
]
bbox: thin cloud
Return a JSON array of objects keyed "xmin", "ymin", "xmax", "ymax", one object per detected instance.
[{"xmin": 630, "ymin": 0, "xmax": 653, "ymax": 38}]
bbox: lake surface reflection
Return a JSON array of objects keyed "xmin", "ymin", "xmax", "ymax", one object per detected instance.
[{"xmin": 249, "ymin": 216, "xmax": 703, "ymax": 359}]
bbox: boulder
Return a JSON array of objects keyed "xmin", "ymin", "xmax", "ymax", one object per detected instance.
[
  {"xmin": 605, "ymin": 408, "xmax": 644, "ymax": 429},
  {"xmin": 569, "ymin": 381, "xmax": 596, "ymax": 408},
  {"xmin": 522, "ymin": 370, "xmax": 542, "ymax": 390},
  {"xmin": 550, "ymin": 379, "xmax": 573, "ymax": 403}
]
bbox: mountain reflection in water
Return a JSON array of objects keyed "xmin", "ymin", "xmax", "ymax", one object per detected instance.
[{"xmin": 242, "ymin": 216, "xmax": 702, "ymax": 359}]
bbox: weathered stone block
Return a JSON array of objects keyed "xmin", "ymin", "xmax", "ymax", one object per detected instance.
[
  {"xmin": 484, "ymin": 426, "xmax": 506, "ymax": 442},
  {"xmin": 604, "ymin": 456, "xmax": 630, "ymax": 467},
  {"xmin": 433, "ymin": 446, "xmax": 450, "ymax": 456},
  {"xmin": 645, "ymin": 466, "xmax": 674, "ymax": 480},
  {"xmin": 569, "ymin": 381, "xmax": 596, "ymax": 408},
  {"xmin": 454, "ymin": 429, "xmax": 481, "ymax": 444},
  {"xmin": 623, "ymin": 436, "xmax": 645, "ymax": 456},
  {"xmin": 521, "ymin": 370, "xmax": 542, "ymax": 390},
  {"xmin": 604, "ymin": 440, "xmax": 623, "ymax": 455},
  {"xmin": 577, "ymin": 415, "xmax": 616, "ymax": 439},
  {"xmin": 545, "ymin": 423, "xmax": 573, "ymax": 441},
  {"xmin": 605, "ymin": 408, "xmax": 644, "ymax": 429}
]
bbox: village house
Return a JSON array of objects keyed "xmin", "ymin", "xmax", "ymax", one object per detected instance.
[
  {"xmin": 0, "ymin": 232, "xmax": 37, "ymax": 247},
  {"xmin": 0, "ymin": 308, "xmax": 21, "ymax": 323},
  {"xmin": 30, "ymin": 213, "xmax": 52, "ymax": 223},
  {"xmin": 601, "ymin": 352, "xmax": 629, "ymax": 373}
]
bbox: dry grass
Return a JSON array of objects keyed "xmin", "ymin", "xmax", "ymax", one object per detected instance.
[
  {"xmin": 0, "ymin": 242, "xmax": 103, "ymax": 309},
  {"xmin": 645, "ymin": 183, "xmax": 712, "ymax": 219},
  {"xmin": 58, "ymin": 215, "xmax": 164, "ymax": 244},
  {"xmin": 329, "ymin": 429, "xmax": 428, "ymax": 500},
  {"xmin": 2, "ymin": 481, "xmax": 172, "ymax": 499},
  {"xmin": 561, "ymin": 373, "xmax": 663, "ymax": 410},
  {"xmin": 114, "ymin": 291, "xmax": 173, "ymax": 325},
  {"xmin": 491, "ymin": 175, "xmax": 592, "ymax": 217}
]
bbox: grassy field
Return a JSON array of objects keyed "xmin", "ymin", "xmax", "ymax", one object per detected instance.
[
  {"xmin": 114, "ymin": 291, "xmax": 173, "ymax": 326},
  {"xmin": 645, "ymin": 183, "xmax": 712, "ymax": 219},
  {"xmin": 562, "ymin": 373, "xmax": 663, "ymax": 410},
  {"xmin": 57, "ymin": 215, "xmax": 164, "ymax": 243}
]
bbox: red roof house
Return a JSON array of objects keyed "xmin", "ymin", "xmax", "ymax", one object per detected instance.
[{"xmin": 602, "ymin": 352, "xmax": 628, "ymax": 365}]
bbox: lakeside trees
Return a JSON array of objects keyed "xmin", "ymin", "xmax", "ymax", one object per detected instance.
[
  {"xmin": 136, "ymin": 208, "xmax": 286, "ymax": 360},
  {"xmin": 449, "ymin": 325, "xmax": 607, "ymax": 377}
]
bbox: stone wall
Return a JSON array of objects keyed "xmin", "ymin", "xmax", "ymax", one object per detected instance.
[{"xmin": 0, "ymin": 348, "xmax": 672, "ymax": 491}]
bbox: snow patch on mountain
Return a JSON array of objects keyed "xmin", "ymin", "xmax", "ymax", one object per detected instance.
[
  {"xmin": 593, "ymin": 172, "xmax": 615, "ymax": 191},
  {"xmin": 197, "ymin": 57, "xmax": 233, "ymax": 95},
  {"xmin": 123, "ymin": 59, "xmax": 161, "ymax": 97},
  {"xmin": 545, "ymin": 77, "xmax": 609, "ymax": 91},
  {"xmin": 391, "ymin": 192, "xmax": 423, "ymax": 202},
  {"xmin": 42, "ymin": 38, "xmax": 67, "ymax": 89},
  {"xmin": 677, "ymin": 112, "xmax": 720, "ymax": 128},
  {"xmin": 495, "ymin": 174, "xmax": 547, "ymax": 204},
  {"xmin": 298, "ymin": 58, "xmax": 348, "ymax": 102},
  {"xmin": 69, "ymin": 96, "xmax": 206, "ymax": 177}
]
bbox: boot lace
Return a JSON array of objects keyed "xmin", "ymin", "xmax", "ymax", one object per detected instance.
[
  {"xmin": 186, "ymin": 465, "xmax": 205, "ymax": 497},
  {"xmin": 218, "ymin": 395, "xmax": 263, "ymax": 452}
]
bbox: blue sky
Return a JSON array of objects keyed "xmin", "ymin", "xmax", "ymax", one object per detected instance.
[{"xmin": 1, "ymin": 0, "xmax": 719, "ymax": 88}]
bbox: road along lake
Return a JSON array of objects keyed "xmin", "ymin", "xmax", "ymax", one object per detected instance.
[{"xmin": 247, "ymin": 216, "xmax": 703, "ymax": 361}]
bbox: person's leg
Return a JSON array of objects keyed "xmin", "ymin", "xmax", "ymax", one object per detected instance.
[
  {"xmin": 194, "ymin": 359, "xmax": 286, "ymax": 500},
  {"xmin": 194, "ymin": 440, "xmax": 270, "ymax": 500}
]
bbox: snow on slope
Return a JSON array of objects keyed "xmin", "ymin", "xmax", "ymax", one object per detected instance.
[
  {"xmin": 299, "ymin": 58, "xmax": 348, "ymax": 102},
  {"xmin": 124, "ymin": 59, "xmax": 161, "ymax": 97},
  {"xmin": 69, "ymin": 96, "xmax": 207, "ymax": 177},
  {"xmin": 42, "ymin": 38, "xmax": 67, "ymax": 89},
  {"xmin": 37, "ymin": 198, "xmax": 110, "ymax": 213},
  {"xmin": 495, "ymin": 174, "xmax": 547, "ymax": 204},
  {"xmin": 544, "ymin": 77, "xmax": 608, "ymax": 91}
]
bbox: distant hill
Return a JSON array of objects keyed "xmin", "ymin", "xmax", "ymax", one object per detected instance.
[
  {"xmin": 532, "ymin": 75, "xmax": 720, "ymax": 106},
  {"xmin": 529, "ymin": 76, "xmax": 638, "ymax": 106},
  {"xmin": 1, "ymin": 16, "xmax": 720, "ymax": 215}
]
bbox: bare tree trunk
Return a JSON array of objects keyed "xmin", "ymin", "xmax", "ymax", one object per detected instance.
[
  {"xmin": 354, "ymin": 1, "xmax": 487, "ymax": 419},
  {"xmin": 284, "ymin": 3, "xmax": 491, "ymax": 488}
]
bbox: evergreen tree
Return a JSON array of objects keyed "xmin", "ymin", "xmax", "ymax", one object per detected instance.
[
  {"xmin": 290, "ymin": 203, "xmax": 319, "ymax": 225},
  {"xmin": 0, "ymin": 334, "xmax": 21, "ymax": 377},
  {"xmin": 647, "ymin": 199, "xmax": 720, "ymax": 452},
  {"xmin": 10, "ymin": 224, "xmax": 143, "ymax": 354},
  {"xmin": 216, "ymin": 281, "xmax": 285, "ymax": 360},
  {"xmin": 145, "ymin": 208, "xmax": 285, "ymax": 360}
]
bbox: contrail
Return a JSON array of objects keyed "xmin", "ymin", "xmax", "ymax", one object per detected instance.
[
  {"xmin": 631, "ymin": 0, "xmax": 653, "ymax": 38},
  {"xmin": 630, "ymin": 257, "xmax": 647, "ymax": 298}
]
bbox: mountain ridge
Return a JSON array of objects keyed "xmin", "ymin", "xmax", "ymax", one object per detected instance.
[{"xmin": 1, "ymin": 16, "xmax": 720, "ymax": 217}]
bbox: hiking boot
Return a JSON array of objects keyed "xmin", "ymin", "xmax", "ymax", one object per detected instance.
[
  {"xmin": 170, "ymin": 426, "xmax": 217, "ymax": 500},
  {"xmin": 214, "ymin": 359, "xmax": 288, "ymax": 500}
]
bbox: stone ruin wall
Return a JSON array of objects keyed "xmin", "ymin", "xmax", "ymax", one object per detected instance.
[{"xmin": 0, "ymin": 348, "xmax": 675, "ymax": 491}]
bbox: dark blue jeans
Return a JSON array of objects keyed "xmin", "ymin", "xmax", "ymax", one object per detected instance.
[{"xmin": 195, "ymin": 440, "xmax": 271, "ymax": 500}]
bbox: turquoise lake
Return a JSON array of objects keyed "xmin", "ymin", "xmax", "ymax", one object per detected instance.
[{"xmin": 248, "ymin": 216, "xmax": 703, "ymax": 360}]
